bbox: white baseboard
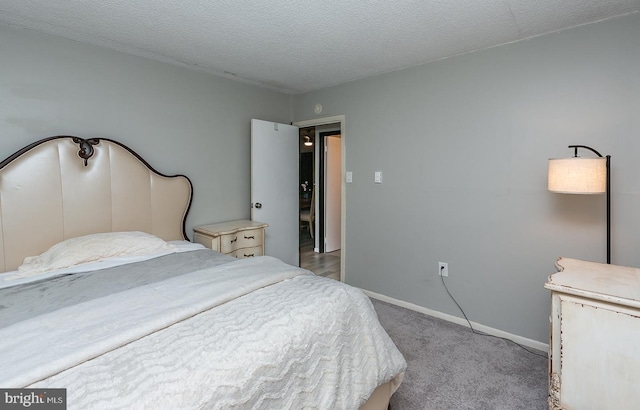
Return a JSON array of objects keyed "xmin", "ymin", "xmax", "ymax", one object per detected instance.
[{"xmin": 362, "ymin": 289, "xmax": 549, "ymax": 353}]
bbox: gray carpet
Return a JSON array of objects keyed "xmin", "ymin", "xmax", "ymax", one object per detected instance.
[{"xmin": 370, "ymin": 298, "xmax": 548, "ymax": 410}]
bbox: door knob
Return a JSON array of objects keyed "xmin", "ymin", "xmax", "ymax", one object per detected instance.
[{"xmin": 255, "ymin": 202, "xmax": 262, "ymax": 209}]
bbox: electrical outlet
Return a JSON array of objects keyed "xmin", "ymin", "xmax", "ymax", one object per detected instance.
[{"xmin": 438, "ymin": 262, "xmax": 448, "ymax": 277}]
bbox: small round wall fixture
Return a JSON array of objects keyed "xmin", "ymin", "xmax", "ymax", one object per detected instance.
[{"xmin": 314, "ymin": 104, "xmax": 323, "ymax": 114}]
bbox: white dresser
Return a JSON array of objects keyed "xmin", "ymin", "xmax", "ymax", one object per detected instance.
[
  {"xmin": 545, "ymin": 257, "xmax": 640, "ymax": 410},
  {"xmin": 193, "ymin": 220, "xmax": 268, "ymax": 259}
]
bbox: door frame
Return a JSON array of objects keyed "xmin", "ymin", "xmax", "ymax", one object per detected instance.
[
  {"xmin": 293, "ymin": 115, "xmax": 346, "ymax": 282},
  {"xmin": 317, "ymin": 130, "xmax": 341, "ymax": 253}
]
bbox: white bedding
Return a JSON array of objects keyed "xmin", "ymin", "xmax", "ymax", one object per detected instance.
[
  {"xmin": 0, "ymin": 240, "xmax": 204, "ymax": 289},
  {"xmin": 17, "ymin": 231, "xmax": 179, "ymax": 277},
  {"xmin": 0, "ymin": 254, "xmax": 406, "ymax": 409}
]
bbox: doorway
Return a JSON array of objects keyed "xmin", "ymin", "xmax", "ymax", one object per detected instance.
[
  {"xmin": 298, "ymin": 127, "xmax": 316, "ymax": 272},
  {"xmin": 295, "ymin": 116, "xmax": 345, "ymax": 282}
]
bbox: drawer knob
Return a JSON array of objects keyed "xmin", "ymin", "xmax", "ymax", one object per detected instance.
[
  {"xmin": 230, "ymin": 237, "xmax": 237, "ymax": 243},
  {"xmin": 244, "ymin": 235, "xmax": 255, "ymax": 239},
  {"xmin": 244, "ymin": 253, "xmax": 255, "ymax": 257}
]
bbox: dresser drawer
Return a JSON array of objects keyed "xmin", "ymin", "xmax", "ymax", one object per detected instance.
[
  {"xmin": 220, "ymin": 228, "xmax": 264, "ymax": 254},
  {"xmin": 229, "ymin": 246, "xmax": 263, "ymax": 259},
  {"xmin": 193, "ymin": 232, "xmax": 220, "ymax": 252}
]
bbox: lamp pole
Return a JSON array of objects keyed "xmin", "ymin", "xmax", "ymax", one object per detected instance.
[{"xmin": 568, "ymin": 145, "xmax": 611, "ymax": 264}]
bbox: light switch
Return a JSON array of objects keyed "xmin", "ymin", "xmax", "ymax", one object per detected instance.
[
  {"xmin": 346, "ymin": 171, "xmax": 353, "ymax": 183},
  {"xmin": 374, "ymin": 171, "xmax": 382, "ymax": 184}
]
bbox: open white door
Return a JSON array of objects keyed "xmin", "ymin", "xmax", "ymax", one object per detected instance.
[
  {"xmin": 325, "ymin": 136, "xmax": 342, "ymax": 252},
  {"xmin": 251, "ymin": 119, "xmax": 299, "ymax": 266}
]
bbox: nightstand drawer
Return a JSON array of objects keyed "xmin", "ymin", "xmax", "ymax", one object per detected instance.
[
  {"xmin": 193, "ymin": 232, "xmax": 220, "ymax": 252},
  {"xmin": 220, "ymin": 228, "xmax": 263, "ymax": 254},
  {"xmin": 229, "ymin": 246, "xmax": 263, "ymax": 259}
]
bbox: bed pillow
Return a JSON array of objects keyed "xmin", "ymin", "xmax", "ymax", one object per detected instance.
[{"xmin": 18, "ymin": 231, "xmax": 177, "ymax": 275}]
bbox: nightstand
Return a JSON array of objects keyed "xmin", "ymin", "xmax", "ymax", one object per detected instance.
[{"xmin": 193, "ymin": 220, "xmax": 268, "ymax": 258}]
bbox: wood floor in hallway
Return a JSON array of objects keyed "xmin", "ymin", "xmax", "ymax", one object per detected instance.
[{"xmin": 299, "ymin": 229, "xmax": 340, "ymax": 281}]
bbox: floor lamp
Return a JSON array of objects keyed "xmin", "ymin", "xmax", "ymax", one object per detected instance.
[{"xmin": 548, "ymin": 145, "xmax": 611, "ymax": 264}]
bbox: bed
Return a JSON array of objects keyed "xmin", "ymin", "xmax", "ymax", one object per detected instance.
[{"xmin": 0, "ymin": 136, "xmax": 405, "ymax": 409}]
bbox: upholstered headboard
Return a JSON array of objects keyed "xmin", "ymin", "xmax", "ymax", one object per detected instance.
[{"xmin": 0, "ymin": 136, "xmax": 193, "ymax": 273}]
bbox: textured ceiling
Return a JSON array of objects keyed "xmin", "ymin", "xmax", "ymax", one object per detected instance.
[{"xmin": 1, "ymin": 1, "xmax": 638, "ymax": 94}]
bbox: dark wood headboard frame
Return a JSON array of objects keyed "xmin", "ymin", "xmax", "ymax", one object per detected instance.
[{"xmin": 0, "ymin": 136, "xmax": 193, "ymax": 272}]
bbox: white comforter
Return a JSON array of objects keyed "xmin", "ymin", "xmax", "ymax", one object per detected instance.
[{"xmin": 0, "ymin": 256, "xmax": 405, "ymax": 409}]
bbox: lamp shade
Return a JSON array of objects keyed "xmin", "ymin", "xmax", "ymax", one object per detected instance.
[{"xmin": 548, "ymin": 157, "xmax": 606, "ymax": 194}]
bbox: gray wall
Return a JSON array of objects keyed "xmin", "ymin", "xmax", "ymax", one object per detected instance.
[
  {"xmin": 0, "ymin": 24, "xmax": 292, "ymax": 236},
  {"xmin": 293, "ymin": 14, "xmax": 640, "ymax": 343},
  {"xmin": 1, "ymin": 14, "xmax": 638, "ymax": 344}
]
